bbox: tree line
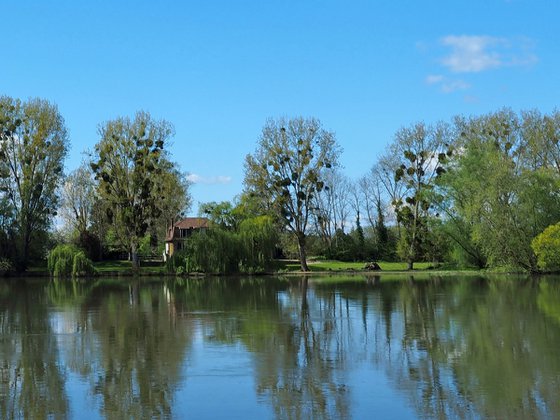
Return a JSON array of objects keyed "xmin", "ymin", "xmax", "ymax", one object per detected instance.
[
  {"xmin": 1, "ymin": 93, "xmax": 560, "ymax": 273},
  {"xmin": 242, "ymin": 111, "xmax": 560, "ymax": 272},
  {"xmin": 0, "ymin": 96, "xmax": 189, "ymax": 272}
]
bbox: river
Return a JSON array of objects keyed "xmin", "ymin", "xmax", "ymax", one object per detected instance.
[{"xmin": 0, "ymin": 274, "xmax": 559, "ymax": 419}]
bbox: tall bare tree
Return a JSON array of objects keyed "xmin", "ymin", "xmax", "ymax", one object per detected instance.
[{"xmin": 244, "ymin": 117, "xmax": 340, "ymax": 271}]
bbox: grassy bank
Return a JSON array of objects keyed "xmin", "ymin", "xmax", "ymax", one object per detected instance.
[
  {"xmin": 93, "ymin": 260, "xmax": 166, "ymax": 275},
  {"xmin": 95, "ymin": 259, "xmax": 447, "ymax": 275},
  {"xmin": 275, "ymin": 259, "xmax": 435, "ymax": 272},
  {"xmin": 18, "ymin": 259, "xmax": 465, "ymax": 277}
]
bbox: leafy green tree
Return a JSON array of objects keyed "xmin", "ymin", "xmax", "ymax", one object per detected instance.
[
  {"xmin": 244, "ymin": 117, "xmax": 340, "ymax": 271},
  {"xmin": 90, "ymin": 111, "xmax": 178, "ymax": 269},
  {"xmin": 199, "ymin": 200, "xmax": 237, "ymax": 230},
  {"xmin": 440, "ymin": 110, "xmax": 560, "ymax": 271},
  {"xmin": 374, "ymin": 197, "xmax": 390, "ymax": 258},
  {"xmin": 532, "ymin": 222, "xmax": 560, "ymax": 271},
  {"xmin": 0, "ymin": 96, "xmax": 68, "ymax": 269}
]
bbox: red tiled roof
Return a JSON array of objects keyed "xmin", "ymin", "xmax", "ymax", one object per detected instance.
[
  {"xmin": 174, "ymin": 217, "xmax": 210, "ymax": 229},
  {"xmin": 165, "ymin": 217, "xmax": 210, "ymax": 241}
]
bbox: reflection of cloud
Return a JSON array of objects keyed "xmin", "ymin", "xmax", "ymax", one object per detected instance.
[
  {"xmin": 440, "ymin": 35, "xmax": 537, "ymax": 73},
  {"xmin": 187, "ymin": 174, "xmax": 232, "ymax": 185}
]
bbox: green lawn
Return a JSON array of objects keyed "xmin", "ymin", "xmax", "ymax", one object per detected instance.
[
  {"xmin": 275, "ymin": 259, "xmax": 434, "ymax": 272},
  {"xmin": 91, "ymin": 259, "xmax": 440, "ymax": 275},
  {"xmin": 93, "ymin": 260, "xmax": 166, "ymax": 274}
]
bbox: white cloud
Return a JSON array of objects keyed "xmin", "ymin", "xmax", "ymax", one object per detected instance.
[
  {"xmin": 439, "ymin": 35, "xmax": 537, "ymax": 73},
  {"xmin": 187, "ymin": 174, "xmax": 232, "ymax": 185},
  {"xmin": 463, "ymin": 94, "xmax": 480, "ymax": 104},
  {"xmin": 425, "ymin": 74, "xmax": 470, "ymax": 94},
  {"xmin": 425, "ymin": 74, "xmax": 444, "ymax": 85},
  {"xmin": 441, "ymin": 35, "xmax": 504, "ymax": 73},
  {"xmin": 441, "ymin": 79, "xmax": 470, "ymax": 93}
]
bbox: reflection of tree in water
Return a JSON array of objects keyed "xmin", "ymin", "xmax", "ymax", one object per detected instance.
[
  {"xmin": 169, "ymin": 276, "xmax": 351, "ymax": 419},
  {"xmin": 82, "ymin": 281, "xmax": 194, "ymax": 419},
  {"xmin": 249, "ymin": 278, "xmax": 350, "ymax": 419},
  {"xmin": 372, "ymin": 276, "xmax": 560, "ymax": 419},
  {"xmin": 0, "ymin": 280, "xmax": 69, "ymax": 419},
  {"xmin": 45, "ymin": 279, "xmax": 195, "ymax": 419},
  {"xmin": 3, "ymin": 274, "xmax": 559, "ymax": 419}
]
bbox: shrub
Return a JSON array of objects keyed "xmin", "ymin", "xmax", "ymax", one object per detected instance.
[
  {"xmin": 532, "ymin": 223, "xmax": 560, "ymax": 272},
  {"xmin": 72, "ymin": 251, "xmax": 96, "ymax": 276},
  {"xmin": 0, "ymin": 258, "xmax": 13, "ymax": 275},
  {"xmin": 48, "ymin": 244, "xmax": 96, "ymax": 277}
]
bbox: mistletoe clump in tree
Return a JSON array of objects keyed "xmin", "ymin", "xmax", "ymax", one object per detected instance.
[{"xmin": 244, "ymin": 117, "xmax": 340, "ymax": 271}]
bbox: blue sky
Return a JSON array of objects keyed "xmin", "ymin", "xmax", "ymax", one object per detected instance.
[{"xmin": 2, "ymin": 1, "xmax": 558, "ymax": 213}]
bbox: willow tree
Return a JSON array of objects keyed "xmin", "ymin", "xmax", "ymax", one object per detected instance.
[
  {"xmin": 90, "ymin": 111, "xmax": 176, "ymax": 269},
  {"xmin": 244, "ymin": 117, "xmax": 340, "ymax": 271},
  {"xmin": 0, "ymin": 96, "xmax": 68, "ymax": 269}
]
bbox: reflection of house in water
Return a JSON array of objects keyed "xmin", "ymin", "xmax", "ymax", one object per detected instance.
[{"xmin": 164, "ymin": 217, "xmax": 210, "ymax": 259}]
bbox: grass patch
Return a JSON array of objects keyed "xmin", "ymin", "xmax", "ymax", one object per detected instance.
[
  {"xmin": 93, "ymin": 260, "xmax": 165, "ymax": 275},
  {"xmin": 275, "ymin": 259, "xmax": 435, "ymax": 272}
]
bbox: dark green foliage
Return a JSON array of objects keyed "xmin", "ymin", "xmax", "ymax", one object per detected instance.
[
  {"xmin": 0, "ymin": 258, "xmax": 13, "ymax": 275},
  {"xmin": 351, "ymin": 227, "xmax": 367, "ymax": 261},
  {"xmin": 328, "ymin": 229, "xmax": 357, "ymax": 261},
  {"xmin": 374, "ymin": 200, "xmax": 390, "ymax": 258},
  {"xmin": 48, "ymin": 244, "xmax": 96, "ymax": 277},
  {"xmin": 75, "ymin": 230, "xmax": 102, "ymax": 261}
]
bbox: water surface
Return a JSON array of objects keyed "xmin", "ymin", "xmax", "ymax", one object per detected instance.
[{"xmin": 1, "ymin": 274, "xmax": 559, "ymax": 419}]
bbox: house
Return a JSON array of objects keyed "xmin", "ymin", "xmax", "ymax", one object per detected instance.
[{"xmin": 164, "ymin": 217, "xmax": 210, "ymax": 259}]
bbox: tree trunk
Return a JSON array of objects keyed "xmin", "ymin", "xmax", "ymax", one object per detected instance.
[
  {"xmin": 19, "ymin": 225, "xmax": 32, "ymax": 271},
  {"xmin": 131, "ymin": 242, "xmax": 140, "ymax": 271},
  {"xmin": 297, "ymin": 232, "xmax": 309, "ymax": 272},
  {"xmin": 407, "ymin": 260, "xmax": 414, "ymax": 270}
]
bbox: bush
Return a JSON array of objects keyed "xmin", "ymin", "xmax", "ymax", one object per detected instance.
[
  {"xmin": 532, "ymin": 223, "xmax": 560, "ymax": 272},
  {"xmin": 48, "ymin": 244, "xmax": 96, "ymax": 277},
  {"xmin": 0, "ymin": 258, "xmax": 13, "ymax": 275},
  {"xmin": 72, "ymin": 251, "xmax": 96, "ymax": 276},
  {"xmin": 75, "ymin": 230, "xmax": 102, "ymax": 261}
]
